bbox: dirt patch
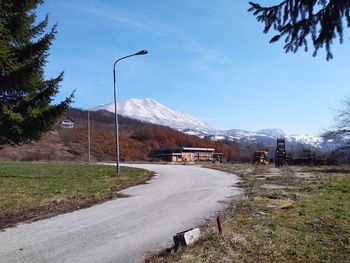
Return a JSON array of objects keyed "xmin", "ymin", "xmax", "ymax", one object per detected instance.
[
  {"xmin": 260, "ymin": 184, "xmax": 299, "ymax": 189},
  {"xmin": 294, "ymin": 172, "xmax": 315, "ymax": 178},
  {"xmin": 0, "ymin": 171, "xmax": 154, "ymax": 230},
  {"xmin": 253, "ymin": 196, "xmax": 295, "ymax": 209},
  {"xmin": 263, "ymin": 172, "xmax": 284, "ymax": 177}
]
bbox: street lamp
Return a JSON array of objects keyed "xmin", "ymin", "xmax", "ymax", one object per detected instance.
[
  {"xmin": 113, "ymin": 50, "xmax": 148, "ymax": 175},
  {"xmin": 88, "ymin": 110, "xmax": 91, "ymax": 163}
]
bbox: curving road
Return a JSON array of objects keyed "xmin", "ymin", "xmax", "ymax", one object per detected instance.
[{"xmin": 0, "ymin": 164, "xmax": 241, "ymax": 263}]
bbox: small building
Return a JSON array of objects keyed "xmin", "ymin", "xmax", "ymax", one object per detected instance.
[
  {"xmin": 59, "ymin": 117, "xmax": 75, "ymax": 128},
  {"xmin": 150, "ymin": 147, "xmax": 223, "ymax": 163}
]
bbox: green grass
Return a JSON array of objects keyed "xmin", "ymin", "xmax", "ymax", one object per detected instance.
[
  {"xmin": 151, "ymin": 165, "xmax": 350, "ymax": 262},
  {"xmin": 0, "ymin": 162, "xmax": 148, "ymax": 213}
]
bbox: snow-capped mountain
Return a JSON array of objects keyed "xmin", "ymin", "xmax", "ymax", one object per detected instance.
[
  {"xmin": 225, "ymin": 128, "xmax": 318, "ymax": 145},
  {"xmin": 257, "ymin": 129, "xmax": 286, "ymax": 138},
  {"xmin": 93, "ymin": 98, "xmax": 334, "ymax": 151},
  {"xmin": 93, "ymin": 98, "xmax": 215, "ymax": 132},
  {"xmin": 201, "ymin": 128, "xmax": 333, "ymax": 150}
]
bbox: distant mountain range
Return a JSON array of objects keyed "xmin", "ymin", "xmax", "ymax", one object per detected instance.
[
  {"xmin": 93, "ymin": 98, "xmax": 334, "ymax": 151},
  {"xmin": 203, "ymin": 129, "xmax": 335, "ymax": 150}
]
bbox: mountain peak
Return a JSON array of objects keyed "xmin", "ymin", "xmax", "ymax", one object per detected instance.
[{"xmin": 93, "ymin": 98, "xmax": 215, "ymax": 131}]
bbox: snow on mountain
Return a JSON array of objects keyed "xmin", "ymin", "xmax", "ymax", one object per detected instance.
[
  {"xmin": 285, "ymin": 134, "xmax": 324, "ymax": 148},
  {"xmin": 93, "ymin": 98, "xmax": 215, "ymax": 131},
  {"xmin": 92, "ymin": 98, "xmax": 333, "ymax": 150},
  {"xmin": 203, "ymin": 128, "xmax": 328, "ymax": 149},
  {"xmin": 256, "ymin": 128, "xmax": 286, "ymax": 138},
  {"xmin": 226, "ymin": 129, "xmax": 259, "ymax": 139}
]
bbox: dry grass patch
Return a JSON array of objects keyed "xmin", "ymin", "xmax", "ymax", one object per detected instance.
[{"xmin": 148, "ymin": 164, "xmax": 350, "ymax": 262}]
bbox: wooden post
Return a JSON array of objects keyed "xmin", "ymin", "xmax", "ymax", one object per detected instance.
[{"xmin": 216, "ymin": 216, "xmax": 222, "ymax": 235}]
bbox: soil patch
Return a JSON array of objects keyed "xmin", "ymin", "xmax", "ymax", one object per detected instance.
[
  {"xmin": 260, "ymin": 184, "xmax": 299, "ymax": 189},
  {"xmin": 294, "ymin": 172, "xmax": 315, "ymax": 178}
]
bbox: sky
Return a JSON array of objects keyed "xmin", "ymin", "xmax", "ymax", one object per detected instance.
[{"xmin": 37, "ymin": 0, "xmax": 350, "ymax": 135}]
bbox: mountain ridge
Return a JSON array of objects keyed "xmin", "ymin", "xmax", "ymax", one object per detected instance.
[
  {"xmin": 93, "ymin": 98, "xmax": 215, "ymax": 132},
  {"xmin": 92, "ymin": 98, "xmax": 332, "ymax": 150}
]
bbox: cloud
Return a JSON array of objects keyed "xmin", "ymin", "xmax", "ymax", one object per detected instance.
[
  {"xmin": 176, "ymin": 38, "xmax": 233, "ymax": 78},
  {"xmin": 59, "ymin": 1, "xmax": 238, "ymax": 79},
  {"xmin": 59, "ymin": 2, "xmax": 162, "ymax": 34},
  {"xmin": 184, "ymin": 40, "xmax": 253, "ymax": 80},
  {"xmin": 189, "ymin": 49, "xmax": 230, "ymax": 73}
]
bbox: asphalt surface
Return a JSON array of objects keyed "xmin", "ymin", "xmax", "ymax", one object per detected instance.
[{"xmin": 0, "ymin": 164, "xmax": 241, "ymax": 263}]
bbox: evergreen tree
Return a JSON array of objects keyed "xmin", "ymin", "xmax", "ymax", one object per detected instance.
[
  {"xmin": 0, "ymin": 0, "xmax": 73, "ymax": 146},
  {"xmin": 249, "ymin": 0, "xmax": 350, "ymax": 60}
]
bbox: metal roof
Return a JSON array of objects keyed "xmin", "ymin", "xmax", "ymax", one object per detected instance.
[
  {"xmin": 182, "ymin": 147, "xmax": 215, "ymax": 152},
  {"xmin": 151, "ymin": 147, "xmax": 216, "ymax": 154}
]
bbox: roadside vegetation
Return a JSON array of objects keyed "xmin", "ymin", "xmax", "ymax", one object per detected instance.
[
  {"xmin": 148, "ymin": 164, "xmax": 350, "ymax": 262},
  {"xmin": 0, "ymin": 162, "xmax": 151, "ymax": 229}
]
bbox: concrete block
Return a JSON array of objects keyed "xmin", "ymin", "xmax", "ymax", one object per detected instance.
[{"xmin": 173, "ymin": 228, "xmax": 201, "ymax": 249}]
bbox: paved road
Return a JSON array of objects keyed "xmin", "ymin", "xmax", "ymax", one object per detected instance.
[{"xmin": 0, "ymin": 164, "xmax": 241, "ymax": 263}]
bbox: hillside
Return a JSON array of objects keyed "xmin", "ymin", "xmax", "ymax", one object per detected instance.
[{"xmin": 0, "ymin": 109, "xmax": 241, "ymax": 162}]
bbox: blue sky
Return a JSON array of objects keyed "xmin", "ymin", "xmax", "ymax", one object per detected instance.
[{"xmin": 38, "ymin": 0, "xmax": 350, "ymax": 134}]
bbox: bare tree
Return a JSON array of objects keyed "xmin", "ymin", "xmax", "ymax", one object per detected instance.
[
  {"xmin": 323, "ymin": 98, "xmax": 350, "ymax": 152},
  {"xmin": 249, "ymin": 0, "xmax": 350, "ymax": 60}
]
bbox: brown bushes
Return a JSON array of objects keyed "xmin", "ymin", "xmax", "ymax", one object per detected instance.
[{"xmin": 0, "ymin": 108, "xmax": 241, "ymax": 162}]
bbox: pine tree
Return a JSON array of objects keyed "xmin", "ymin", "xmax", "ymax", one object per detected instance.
[
  {"xmin": 0, "ymin": 0, "xmax": 73, "ymax": 146},
  {"xmin": 249, "ymin": 0, "xmax": 350, "ymax": 60}
]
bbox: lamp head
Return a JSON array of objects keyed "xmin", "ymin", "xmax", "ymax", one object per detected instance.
[{"xmin": 134, "ymin": 50, "xmax": 148, "ymax": 55}]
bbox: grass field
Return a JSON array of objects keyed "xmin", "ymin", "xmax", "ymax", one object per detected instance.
[
  {"xmin": 149, "ymin": 164, "xmax": 350, "ymax": 262},
  {"xmin": 0, "ymin": 162, "xmax": 150, "ymax": 229}
]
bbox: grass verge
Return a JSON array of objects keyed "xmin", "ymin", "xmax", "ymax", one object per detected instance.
[
  {"xmin": 0, "ymin": 162, "xmax": 152, "ymax": 230},
  {"xmin": 148, "ymin": 164, "xmax": 350, "ymax": 262}
]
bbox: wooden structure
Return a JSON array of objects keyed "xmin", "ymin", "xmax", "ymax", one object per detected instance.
[
  {"xmin": 275, "ymin": 138, "xmax": 286, "ymax": 167},
  {"xmin": 287, "ymin": 148, "xmax": 339, "ymax": 166}
]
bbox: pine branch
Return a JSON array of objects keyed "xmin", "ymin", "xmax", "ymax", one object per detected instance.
[{"xmin": 249, "ymin": 0, "xmax": 350, "ymax": 60}]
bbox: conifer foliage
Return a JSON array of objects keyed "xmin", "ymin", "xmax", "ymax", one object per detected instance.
[
  {"xmin": 249, "ymin": 0, "xmax": 350, "ymax": 60},
  {"xmin": 0, "ymin": 0, "xmax": 73, "ymax": 146}
]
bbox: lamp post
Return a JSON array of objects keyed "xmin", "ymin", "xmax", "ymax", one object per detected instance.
[
  {"xmin": 87, "ymin": 110, "xmax": 91, "ymax": 163},
  {"xmin": 113, "ymin": 50, "xmax": 148, "ymax": 175}
]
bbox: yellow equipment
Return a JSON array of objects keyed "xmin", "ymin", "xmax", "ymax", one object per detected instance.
[{"xmin": 253, "ymin": 150, "xmax": 269, "ymax": 165}]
